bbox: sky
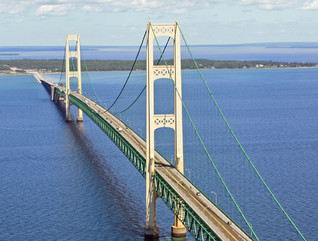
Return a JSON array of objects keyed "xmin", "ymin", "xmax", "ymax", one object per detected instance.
[{"xmin": 0, "ymin": 0, "xmax": 318, "ymax": 46}]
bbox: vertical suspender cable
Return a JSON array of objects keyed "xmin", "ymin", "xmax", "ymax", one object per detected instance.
[
  {"xmin": 113, "ymin": 37, "xmax": 171, "ymax": 114},
  {"xmin": 150, "ymin": 22, "xmax": 260, "ymax": 240},
  {"xmin": 177, "ymin": 22, "xmax": 307, "ymax": 241}
]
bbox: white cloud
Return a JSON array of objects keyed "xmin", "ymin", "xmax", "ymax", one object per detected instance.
[
  {"xmin": 0, "ymin": 1, "xmax": 31, "ymax": 14},
  {"xmin": 113, "ymin": 0, "xmax": 164, "ymax": 13},
  {"xmin": 35, "ymin": 4, "xmax": 72, "ymax": 16},
  {"xmin": 170, "ymin": 8, "xmax": 188, "ymax": 14},
  {"xmin": 83, "ymin": 5, "xmax": 103, "ymax": 12},
  {"xmin": 302, "ymin": 0, "xmax": 318, "ymax": 10},
  {"xmin": 0, "ymin": 0, "xmax": 317, "ymax": 18},
  {"xmin": 236, "ymin": 0, "xmax": 303, "ymax": 9},
  {"xmin": 233, "ymin": 0, "xmax": 318, "ymax": 10}
]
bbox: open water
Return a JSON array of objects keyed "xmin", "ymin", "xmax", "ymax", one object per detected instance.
[
  {"xmin": 0, "ymin": 67, "xmax": 317, "ymax": 240},
  {"xmin": 1, "ymin": 43, "xmax": 318, "ymax": 63}
]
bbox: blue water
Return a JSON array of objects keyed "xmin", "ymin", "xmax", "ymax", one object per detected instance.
[
  {"xmin": 1, "ymin": 44, "xmax": 318, "ymax": 63},
  {"xmin": 0, "ymin": 68, "xmax": 317, "ymax": 240}
]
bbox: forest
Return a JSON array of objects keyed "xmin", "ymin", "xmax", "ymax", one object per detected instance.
[{"xmin": 0, "ymin": 59, "xmax": 316, "ymax": 73}]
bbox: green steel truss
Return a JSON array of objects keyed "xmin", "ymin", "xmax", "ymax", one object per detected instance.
[
  {"xmin": 69, "ymin": 93, "xmax": 146, "ymax": 177},
  {"xmin": 54, "ymin": 88, "xmax": 65, "ymax": 99},
  {"xmin": 54, "ymin": 89, "xmax": 221, "ymax": 241},
  {"xmin": 154, "ymin": 173, "xmax": 220, "ymax": 241}
]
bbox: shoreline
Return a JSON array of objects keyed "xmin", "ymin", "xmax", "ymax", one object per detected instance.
[
  {"xmin": 1, "ymin": 59, "xmax": 317, "ymax": 74},
  {"xmin": 1, "ymin": 66, "xmax": 318, "ymax": 76}
]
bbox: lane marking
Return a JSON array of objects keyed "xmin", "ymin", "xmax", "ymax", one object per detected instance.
[
  {"xmin": 104, "ymin": 114, "xmax": 241, "ymax": 240},
  {"xmin": 77, "ymin": 96, "xmax": 244, "ymax": 241},
  {"xmin": 47, "ymin": 84, "xmax": 248, "ymax": 241},
  {"xmin": 159, "ymin": 167, "xmax": 240, "ymax": 241}
]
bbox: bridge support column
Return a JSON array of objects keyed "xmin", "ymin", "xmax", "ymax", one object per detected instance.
[
  {"xmin": 146, "ymin": 21, "xmax": 186, "ymax": 239},
  {"xmin": 171, "ymin": 21, "xmax": 187, "ymax": 238},
  {"xmin": 145, "ymin": 154, "xmax": 159, "ymax": 238},
  {"xmin": 171, "ymin": 216, "xmax": 186, "ymax": 238},
  {"xmin": 50, "ymin": 85, "xmax": 55, "ymax": 101},
  {"xmin": 75, "ymin": 35, "xmax": 83, "ymax": 122},
  {"xmin": 65, "ymin": 96, "xmax": 72, "ymax": 122},
  {"xmin": 77, "ymin": 108, "xmax": 83, "ymax": 122},
  {"xmin": 145, "ymin": 21, "xmax": 159, "ymax": 239},
  {"xmin": 65, "ymin": 34, "xmax": 83, "ymax": 122}
]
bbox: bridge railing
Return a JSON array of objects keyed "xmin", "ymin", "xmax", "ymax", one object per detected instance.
[{"xmin": 67, "ymin": 91, "xmax": 224, "ymax": 240}]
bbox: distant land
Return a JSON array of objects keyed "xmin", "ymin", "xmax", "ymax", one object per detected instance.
[
  {"xmin": 0, "ymin": 59, "xmax": 317, "ymax": 74},
  {"xmin": 194, "ymin": 42, "xmax": 318, "ymax": 48},
  {"xmin": 1, "ymin": 42, "xmax": 318, "ymax": 63},
  {"xmin": 1, "ymin": 43, "xmax": 318, "ymax": 73}
]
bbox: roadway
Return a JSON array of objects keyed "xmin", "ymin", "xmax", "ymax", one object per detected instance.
[
  {"xmin": 71, "ymin": 91, "xmax": 253, "ymax": 241},
  {"xmin": 39, "ymin": 75, "xmax": 253, "ymax": 241}
]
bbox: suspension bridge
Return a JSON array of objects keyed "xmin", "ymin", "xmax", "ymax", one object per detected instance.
[{"xmin": 36, "ymin": 21, "xmax": 307, "ymax": 241}]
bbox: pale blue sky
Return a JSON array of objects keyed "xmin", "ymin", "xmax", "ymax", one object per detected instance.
[{"xmin": 0, "ymin": 0, "xmax": 318, "ymax": 46}]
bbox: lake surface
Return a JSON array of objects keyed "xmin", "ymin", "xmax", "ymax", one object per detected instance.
[
  {"xmin": 0, "ymin": 68, "xmax": 317, "ymax": 240},
  {"xmin": 1, "ymin": 43, "xmax": 318, "ymax": 63}
]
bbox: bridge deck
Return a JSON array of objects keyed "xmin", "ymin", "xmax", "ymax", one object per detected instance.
[
  {"xmin": 71, "ymin": 92, "xmax": 252, "ymax": 241},
  {"xmin": 38, "ymin": 74, "xmax": 252, "ymax": 241}
]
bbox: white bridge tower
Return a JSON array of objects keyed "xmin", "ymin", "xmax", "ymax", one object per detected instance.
[
  {"xmin": 145, "ymin": 20, "xmax": 186, "ymax": 238},
  {"xmin": 65, "ymin": 34, "xmax": 83, "ymax": 122}
]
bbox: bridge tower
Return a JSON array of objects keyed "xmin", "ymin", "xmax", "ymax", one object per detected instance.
[
  {"xmin": 65, "ymin": 34, "xmax": 83, "ymax": 122},
  {"xmin": 145, "ymin": 21, "xmax": 186, "ymax": 238}
]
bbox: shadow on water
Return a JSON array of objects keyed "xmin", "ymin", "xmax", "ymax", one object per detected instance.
[
  {"xmin": 42, "ymin": 88, "xmax": 191, "ymax": 240},
  {"xmin": 49, "ymin": 97, "xmax": 145, "ymax": 237}
]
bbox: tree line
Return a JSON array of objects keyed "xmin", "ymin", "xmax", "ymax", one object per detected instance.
[{"xmin": 0, "ymin": 59, "xmax": 316, "ymax": 72}]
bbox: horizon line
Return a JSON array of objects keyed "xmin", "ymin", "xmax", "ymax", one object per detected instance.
[{"xmin": 1, "ymin": 41, "xmax": 318, "ymax": 48}]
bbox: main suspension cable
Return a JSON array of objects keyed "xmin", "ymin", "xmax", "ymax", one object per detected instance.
[
  {"xmin": 106, "ymin": 30, "xmax": 147, "ymax": 111},
  {"xmin": 177, "ymin": 22, "xmax": 307, "ymax": 241},
  {"xmin": 81, "ymin": 48, "xmax": 104, "ymax": 105},
  {"xmin": 79, "ymin": 30, "xmax": 148, "ymax": 112},
  {"xmin": 150, "ymin": 22, "xmax": 259, "ymax": 240},
  {"xmin": 112, "ymin": 37, "xmax": 171, "ymax": 114},
  {"xmin": 58, "ymin": 46, "xmax": 66, "ymax": 86}
]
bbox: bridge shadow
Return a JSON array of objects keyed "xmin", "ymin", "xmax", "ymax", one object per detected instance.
[
  {"xmin": 49, "ymin": 99, "xmax": 146, "ymax": 238},
  {"xmin": 68, "ymin": 121, "xmax": 146, "ymax": 236},
  {"xmin": 44, "ymin": 91, "xmax": 189, "ymax": 240}
]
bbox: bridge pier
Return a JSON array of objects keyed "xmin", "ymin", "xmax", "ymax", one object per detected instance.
[
  {"xmin": 77, "ymin": 109, "xmax": 83, "ymax": 122},
  {"xmin": 50, "ymin": 85, "xmax": 55, "ymax": 101},
  {"xmin": 145, "ymin": 227, "xmax": 159, "ymax": 239},
  {"xmin": 65, "ymin": 98, "xmax": 72, "ymax": 122},
  {"xmin": 145, "ymin": 152, "xmax": 159, "ymax": 239},
  {"xmin": 171, "ymin": 217, "xmax": 187, "ymax": 238},
  {"xmin": 145, "ymin": 214, "xmax": 159, "ymax": 239}
]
